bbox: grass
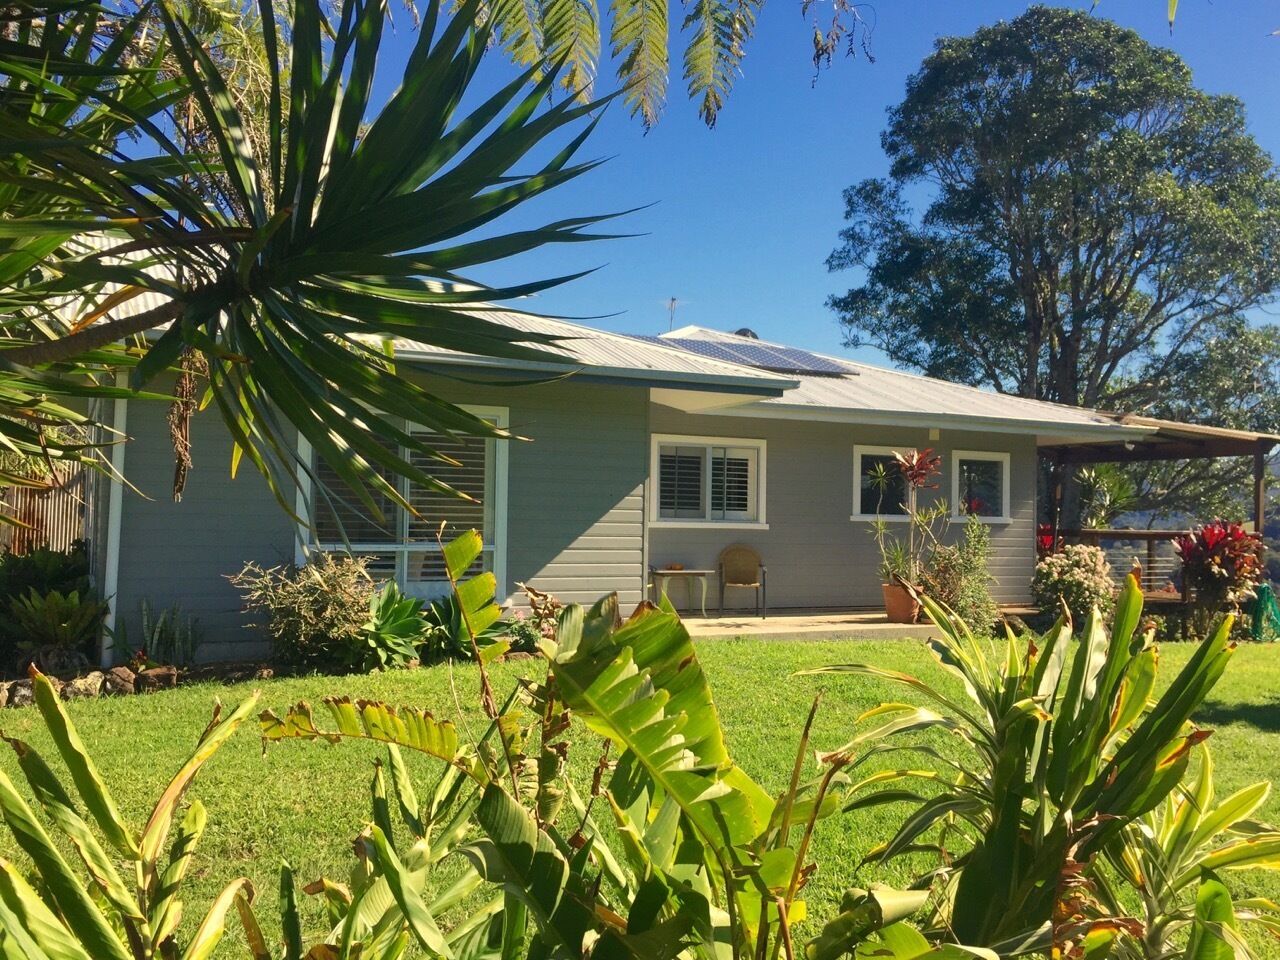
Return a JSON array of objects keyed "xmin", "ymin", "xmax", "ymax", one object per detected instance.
[{"xmin": 2, "ymin": 634, "xmax": 1280, "ymax": 955}]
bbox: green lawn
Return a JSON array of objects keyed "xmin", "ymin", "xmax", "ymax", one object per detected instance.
[{"xmin": 2, "ymin": 635, "xmax": 1279, "ymax": 954}]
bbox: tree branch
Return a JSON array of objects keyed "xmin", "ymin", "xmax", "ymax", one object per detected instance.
[{"xmin": 1, "ymin": 297, "xmax": 187, "ymax": 367}]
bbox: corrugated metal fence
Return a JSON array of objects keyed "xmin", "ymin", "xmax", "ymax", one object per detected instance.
[{"xmin": 0, "ymin": 467, "xmax": 90, "ymax": 555}]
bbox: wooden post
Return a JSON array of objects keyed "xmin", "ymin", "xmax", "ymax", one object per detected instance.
[
  {"xmin": 1255, "ymin": 444, "xmax": 1269, "ymax": 536},
  {"xmin": 1050, "ymin": 452, "xmax": 1063, "ymax": 552}
]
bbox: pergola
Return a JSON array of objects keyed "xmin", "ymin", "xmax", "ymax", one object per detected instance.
[{"xmin": 1039, "ymin": 415, "xmax": 1279, "ymax": 539}]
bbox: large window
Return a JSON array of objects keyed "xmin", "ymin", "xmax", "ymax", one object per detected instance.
[
  {"xmin": 853, "ymin": 446, "xmax": 909, "ymax": 519},
  {"xmin": 952, "ymin": 450, "xmax": 1010, "ymax": 522},
  {"xmin": 297, "ymin": 407, "xmax": 508, "ymax": 599},
  {"xmin": 651, "ymin": 435, "xmax": 766, "ymax": 527}
]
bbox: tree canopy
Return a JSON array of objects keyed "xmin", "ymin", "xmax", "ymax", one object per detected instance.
[{"xmin": 827, "ymin": 5, "xmax": 1280, "ymax": 522}]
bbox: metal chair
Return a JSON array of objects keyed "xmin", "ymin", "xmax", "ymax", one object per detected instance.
[{"xmin": 717, "ymin": 544, "xmax": 766, "ymax": 617}]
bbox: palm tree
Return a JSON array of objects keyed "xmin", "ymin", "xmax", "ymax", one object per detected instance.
[{"xmin": 0, "ymin": 0, "xmax": 620, "ymax": 522}]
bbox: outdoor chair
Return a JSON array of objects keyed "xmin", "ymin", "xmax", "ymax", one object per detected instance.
[{"xmin": 718, "ymin": 544, "xmax": 767, "ymax": 618}]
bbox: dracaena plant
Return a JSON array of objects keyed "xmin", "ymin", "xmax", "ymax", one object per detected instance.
[
  {"xmin": 1099, "ymin": 744, "xmax": 1280, "ymax": 960},
  {"xmin": 0, "ymin": 668, "xmax": 260, "ymax": 960},
  {"xmin": 805, "ymin": 576, "xmax": 1238, "ymax": 954},
  {"xmin": 0, "ymin": 0, "xmax": 622, "ymax": 524},
  {"xmin": 259, "ymin": 530, "xmax": 934, "ymax": 959}
]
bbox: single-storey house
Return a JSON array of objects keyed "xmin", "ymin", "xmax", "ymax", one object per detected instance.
[{"xmin": 69, "ymin": 315, "xmax": 1274, "ymax": 662}]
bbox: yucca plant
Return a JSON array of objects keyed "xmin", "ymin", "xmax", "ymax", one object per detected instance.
[
  {"xmin": 1100, "ymin": 744, "xmax": 1280, "ymax": 959},
  {"xmin": 805, "ymin": 577, "xmax": 1238, "ymax": 952},
  {"xmin": 0, "ymin": 0, "xmax": 621, "ymax": 524},
  {"xmin": 0, "ymin": 668, "xmax": 260, "ymax": 959}
]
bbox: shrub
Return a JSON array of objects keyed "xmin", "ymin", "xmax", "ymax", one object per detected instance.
[
  {"xmin": 228, "ymin": 554, "xmax": 373, "ymax": 671},
  {"xmin": 8, "ymin": 588, "xmax": 107, "ymax": 674},
  {"xmin": 1033, "ymin": 542, "xmax": 1115, "ymax": 624},
  {"xmin": 1175, "ymin": 521, "xmax": 1264, "ymax": 608},
  {"xmin": 0, "ymin": 539, "xmax": 91, "ymax": 601},
  {"xmin": 922, "ymin": 514, "xmax": 999, "ymax": 633},
  {"xmin": 0, "ymin": 540, "xmax": 97, "ymax": 670},
  {"xmin": 502, "ymin": 610, "xmax": 542, "ymax": 653}
]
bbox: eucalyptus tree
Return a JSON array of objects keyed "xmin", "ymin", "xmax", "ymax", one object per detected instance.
[{"xmin": 827, "ymin": 6, "xmax": 1280, "ymax": 524}]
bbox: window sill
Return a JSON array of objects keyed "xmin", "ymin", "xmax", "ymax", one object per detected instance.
[
  {"xmin": 650, "ymin": 520, "xmax": 769, "ymax": 531},
  {"xmin": 952, "ymin": 515, "xmax": 1012, "ymax": 525},
  {"xmin": 850, "ymin": 514, "xmax": 911, "ymax": 523}
]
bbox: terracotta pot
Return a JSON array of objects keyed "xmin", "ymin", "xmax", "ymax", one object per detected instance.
[{"xmin": 882, "ymin": 582, "xmax": 920, "ymax": 624}]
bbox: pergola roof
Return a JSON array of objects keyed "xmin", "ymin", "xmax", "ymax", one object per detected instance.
[{"xmin": 1040, "ymin": 414, "xmax": 1280, "ymax": 464}]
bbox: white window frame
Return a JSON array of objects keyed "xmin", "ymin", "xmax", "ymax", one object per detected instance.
[
  {"xmin": 851, "ymin": 445, "xmax": 913, "ymax": 522},
  {"xmin": 951, "ymin": 450, "xmax": 1011, "ymax": 524},
  {"xmin": 294, "ymin": 405, "xmax": 510, "ymax": 602},
  {"xmin": 649, "ymin": 433, "xmax": 768, "ymax": 529}
]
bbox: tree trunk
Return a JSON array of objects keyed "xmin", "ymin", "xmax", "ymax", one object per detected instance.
[{"xmin": 1, "ymin": 297, "xmax": 186, "ymax": 367}]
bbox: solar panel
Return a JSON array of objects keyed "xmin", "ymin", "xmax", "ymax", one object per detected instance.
[{"xmin": 637, "ymin": 335, "xmax": 851, "ymax": 376}]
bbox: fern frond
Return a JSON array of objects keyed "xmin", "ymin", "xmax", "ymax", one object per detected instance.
[
  {"xmin": 489, "ymin": 0, "xmax": 546, "ymax": 68},
  {"xmin": 681, "ymin": 0, "xmax": 758, "ymax": 126},
  {"xmin": 609, "ymin": 0, "xmax": 668, "ymax": 129},
  {"xmin": 541, "ymin": 0, "xmax": 602, "ymax": 98}
]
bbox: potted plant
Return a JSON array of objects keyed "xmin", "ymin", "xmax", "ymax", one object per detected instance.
[{"xmin": 868, "ymin": 449, "xmax": 948, "ymax": 623}]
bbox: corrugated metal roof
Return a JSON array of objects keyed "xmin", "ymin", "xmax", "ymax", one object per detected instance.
[
  {"xmin": 655, "ymin": 326, "xmax": 1141, "ymax": 437},
  {"xmin": 391, "ymin": 311, "xmax": 798, "ymax": 393}
]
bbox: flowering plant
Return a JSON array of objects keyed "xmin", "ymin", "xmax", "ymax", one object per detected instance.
[
  {"xmin": 1036, "ymin": 523, "xmax": 1061, "ymax": 558},
  {"xmin": 1174, "ymin": 521, "xmax": 1264, "ymax": 607},
  {"xmin": 1032, "ymin": 544, "xmax": 1115, "ymax": 625}
]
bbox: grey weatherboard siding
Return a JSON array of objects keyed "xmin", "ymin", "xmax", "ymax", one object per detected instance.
[
  {"xmin": 111, "ymin": 375, "xmax": 650, "ymax": 659},
  {"xmin": 108, "ymin": 372, "xmax": 1036, "ymax": 661},
  {"xmin": 646, "ymin": 406, "xmax": 1037, "ymax": 610}
]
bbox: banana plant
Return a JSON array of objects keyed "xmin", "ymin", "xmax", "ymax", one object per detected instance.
[
  {"xmin": 0, "ymin": 668, "xmax": 260, "ymax": 960},
  {"xmin": 805, "ymin": 576, "xmax": 1238, "ymax": 951},
  {"xmin": 260, "ymin": 530, "xmax": 929, "ymax": 959},
  {"xmin": 1099, "ymin": 744, "xmax": 1280, "ymax": 959}
]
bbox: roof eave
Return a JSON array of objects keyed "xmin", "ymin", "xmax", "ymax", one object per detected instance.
[{"xmin": 685, "ymin": 400, "xmax": 1152, "ymax": 439}]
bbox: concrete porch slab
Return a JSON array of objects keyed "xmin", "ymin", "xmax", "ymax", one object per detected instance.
[{"xmin": 681, "ymin": 608, "xmax": 937, "ymax": 641}]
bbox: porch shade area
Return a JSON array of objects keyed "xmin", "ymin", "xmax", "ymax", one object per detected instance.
[{"xmin": 1039, "ymin": 415, "xmax": 1280, "ymax": 538}]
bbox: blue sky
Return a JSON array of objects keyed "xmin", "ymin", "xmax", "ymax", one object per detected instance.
[{"xmin": 396, "ymin": 1, "xmax": 1280, "ymax": 363}]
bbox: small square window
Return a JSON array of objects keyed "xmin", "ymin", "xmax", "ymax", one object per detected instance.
[
  {"xmin": 953, "ymin": 452, "xmax": 1009, "ymax": 520},
  {"xmin": 853, "ymin": 447, "xmax": 910, "ymax": 518}
]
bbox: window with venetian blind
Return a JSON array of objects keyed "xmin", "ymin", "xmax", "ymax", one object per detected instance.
[
  {"xmin": 307, "ymin": 410, "xmax": 505, "ymax": 596},
  {"xmin": 652, "ymin": 435, "xmax": 764, "ymax": 524}
]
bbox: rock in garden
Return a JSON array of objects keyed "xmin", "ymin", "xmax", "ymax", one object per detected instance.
[
  {"xmin": 103, "ymin": 666, "xmax": 136, "ymax": 696},
  {"xmin": 7, "ymin": 677, "xmax": 60, "ymax": 707},
  {"xmin": 62, "ymin": 672, "xmax": 105, "ymax": 700},
  {"xmin": 137, "ymin": 665, "xmax": 178, "ymax": 691}
]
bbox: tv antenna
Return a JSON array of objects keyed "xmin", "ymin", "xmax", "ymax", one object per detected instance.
[{"xmin": 666, "ymin": 297, "xmax": 679, "ymax": 331}]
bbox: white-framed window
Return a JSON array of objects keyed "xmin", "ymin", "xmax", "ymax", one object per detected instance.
[
  {"xmin": 952, "ymin": 450, "xmax": 1010, "ymax": 522},
  {"xmin": 649, "ymin": 434, "xmax": 767, "ymax": 528},
  {"xmin": 852, "ymin": 445, "xmax": 911, "ymax": 520},
  {"xmin": 295, "ymin": 406, "xmax": 509, "ymax": 601}
]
